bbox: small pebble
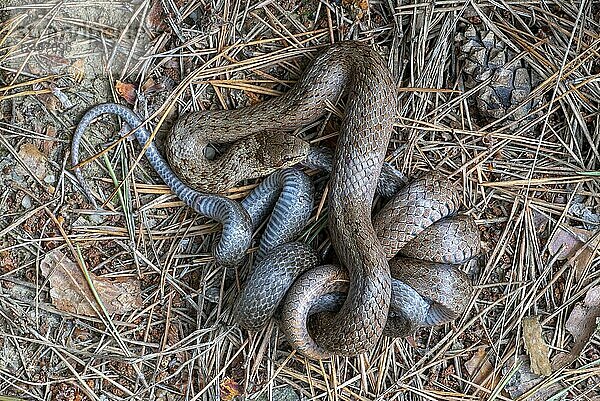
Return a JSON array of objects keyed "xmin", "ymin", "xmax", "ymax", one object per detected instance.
[
  {"xmin": 143, "ymin": 217, "xmax": 159, "ymax": 229},
  {"xmin": 255, "ymin": 386, "xmax": 300, "ymax": 401},
  {"xmin": 44, "ymin": 174, "xmax": 56, "ymax": 184},
  {"xmin": 88, "ymin": 213, "xmax": 105, "ymax": 225},
  {"xmin": 21, "ymin": 195, "xmax": 32, "ymax": 209},
  {"xmin": 204, "ymin": 286, "xmax": 221, "ymax": 303}
]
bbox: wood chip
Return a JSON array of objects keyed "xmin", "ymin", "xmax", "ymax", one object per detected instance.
[
  {"xmin": 522, "ymin": 316, "xmax": 552, "ymax": 376},
  {"xmin": 464, "ymin": 346, "xmax": 496, "ymax": 389},
  {"xmin": 220, "ymin": 377, "xmax": 241, "ymax": 400}
]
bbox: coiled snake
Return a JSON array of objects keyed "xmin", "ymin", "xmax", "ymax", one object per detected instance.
[
  {"xmin": 165, "ymin": 41, "xmax": 398, "ymax": 355},
  {"xmin": 72, "ymin": 41, "xmax": 479, "ymax": 358}
]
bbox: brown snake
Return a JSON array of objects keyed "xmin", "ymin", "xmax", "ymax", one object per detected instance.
[
  {"xmin": 278, "ymin": 173, "xmax": 479, "ymax": 358},
  {"xmin": 165, "ymin": 42, "xmax": 478, "ymax": 356}
]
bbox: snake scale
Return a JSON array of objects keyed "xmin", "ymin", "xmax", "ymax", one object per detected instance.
[
  {"xmin": 72, "ymin": 41, "xmax": 480, "ymax": 358},
  {"xmin": 167, "ymin": 41, "xmax": 398, "ymax": 355},
  {"xmin": 235, "ymin": 172, "xmax": 479, "ymax": 358}
]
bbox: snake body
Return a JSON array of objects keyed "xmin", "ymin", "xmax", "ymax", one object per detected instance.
[
  {"xmin": 311, "ymin": 43, "xmax": 396, "ymax": 355},
  {"xmin": 235, "ymin": 172, "xmax": 479, "ymax": 358},
  {"xmin": 167, "ymin": 43, "xmax": 371, "ymax": 193},
  {"xmin": 73, "ymin": 42, "xmax": 480, "ymax": 357},
  {"xmin": 72, "ymin": 105, "xmax": 322, "ymax": 271},
  {"xmin": 71, "ymin": 103, "xmax": 252, "ymax": 266},
  {"xmin": 162, "ymin": 42, "xmax": 397, "ymax": 354},
  {"xmin": 240, "ymin": 168, "xmax": 314, "ymax": 261}
]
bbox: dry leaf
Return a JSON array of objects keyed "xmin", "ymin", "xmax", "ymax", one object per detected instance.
[
  {"xmin": 146, "ymin": 0, "xmax": 169, "ymax": 31},
  {"xmin": 220, "ymin": 377, "xmax": 241, "ymax": 400},
  {"xmin": 342, "ymin": 0, "xmax": 368, "ymax": 19},
  {"xmin": 15, "ymin": 143, "xmax": 48, "ymax": 180},
  {"xmin": 145, "ymin": 0, "xmax": 185, "ymax": 32},
  {"xmin": 547, "ymin": 225, "xmax": 589, "ymax": 260},
  {"xmin": 40, "ymin": 249, "xmax": 142, "ymax": 316},
  {"xmin": 115, "ymin": 80, "xmax": 137, "ymax": 105},
  {"xmin": 547, "ymin": 224, "xmax": 600, "ymax": 279},
  {"xmin": 567, "ymin": 234, "xmax": 600, "ymax": 279},
  {"xmin": 141, "ymin": 77, "xmax": 158, "ymax": 94},
  {"xmin": 464, "ymin": 347, "xmax": 495, "ymax": 388},
  {"xmin": 522, "ymin": 316, "xmax": 552, "ymax": 376},
  {"xmin": 552, "ymin": 285, "xmax": 600, "ymax": 370}
]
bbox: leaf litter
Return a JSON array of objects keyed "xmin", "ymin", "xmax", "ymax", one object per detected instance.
[
  {"xmin": 0, "ymin": 0, "xmax": 599, "ymax": 400},
  {"xmin": 40, "ymin": 249, "xmax": 142, "ymax": 316}
]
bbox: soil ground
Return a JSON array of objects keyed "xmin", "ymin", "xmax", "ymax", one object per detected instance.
[{"xmin": 0, "ymin": 1, "xmax": 599, "ymax": 400}]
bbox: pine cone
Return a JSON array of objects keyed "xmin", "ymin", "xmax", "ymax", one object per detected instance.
[{"xmin": 459, "ymin": 24, "xmax": 541, "ymax": 122}]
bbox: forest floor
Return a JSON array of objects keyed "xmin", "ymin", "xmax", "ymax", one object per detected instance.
[{"xmin": 0, "ymin": 0, "xmax": 599, "ymax": 400}]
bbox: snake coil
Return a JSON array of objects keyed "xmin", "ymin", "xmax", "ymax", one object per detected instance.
[{"xmin": 72, "ymin": 42, "xmax": 481, "ymax": 358}]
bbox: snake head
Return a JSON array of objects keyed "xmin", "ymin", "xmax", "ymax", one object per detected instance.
[{"xmin": 254, "ymin": 133, "xmax": 310, "ymax": 169}]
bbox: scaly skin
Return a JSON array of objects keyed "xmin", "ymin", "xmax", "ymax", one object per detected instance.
[
  {"xmin": 174, "ymin": 41, "xmax": 397, "ymax": 355},
  {"xmin": 71, "ymin": 103, "xmax": 252, "ymax": 266},
  {"xmin": 72, "ymin": 106, "xmax": 315, "ymax": 268},
  {"xmin": 278, "ymin": 173, "xmax": 479, "ymax": 358},
  {"xmin": 74, "ymin": 42, "xmax": 481, "ymax": 359}
]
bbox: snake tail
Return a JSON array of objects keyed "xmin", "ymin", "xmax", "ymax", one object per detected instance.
[{"xmin": 71, "ymin": 103, "xmax": 252, "ymax": 266}]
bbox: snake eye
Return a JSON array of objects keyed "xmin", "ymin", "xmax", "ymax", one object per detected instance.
[{"xmin": 203, "ymin": 145, "xmax": 217, "ymax": 160}]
